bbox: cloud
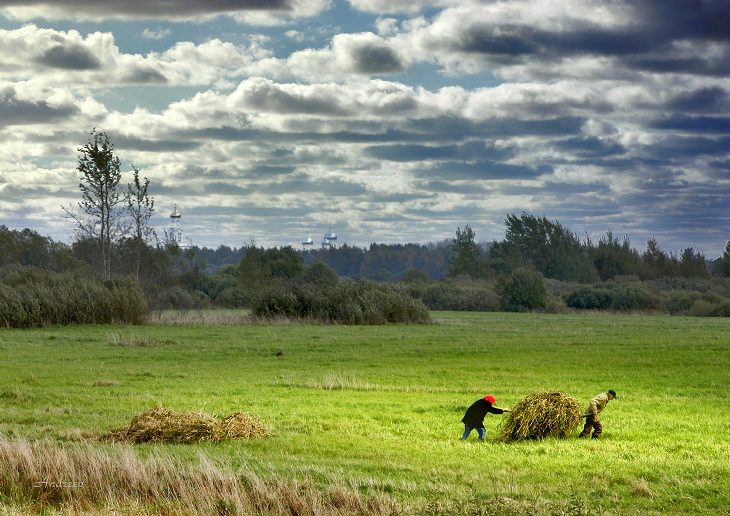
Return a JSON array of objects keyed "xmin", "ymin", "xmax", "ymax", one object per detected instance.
[
  {"xmin": 141, "ymin": 28, "xmax": 172, "ymax": 40},
  {"xmin": 0, "ymin": 25, "xmax": 275, "ymax": 87},
  {"xmin": 386, "ymin": 1, "xmax": 730, "ymax": 79},
  {"xmin": 35, "ymin": 43, "xmax": 102, "ymax": 70},
  {"xmin": 0, "ymin": 0, "xmax": 329, "ymax": 23},
  {"xmin": 286, "ymin": 32, "xmax": 405, "ymax": 80},
  {"xmin": 0, "ymin": 84, "xmax": 79, "ymax": 126},
  {"xmin": 1, "ymin": 0, "xmax": 728, "ymax": 255},
  {"xmin": 348, "ymin": 0, "xmax": 449, "ymax": 14}
]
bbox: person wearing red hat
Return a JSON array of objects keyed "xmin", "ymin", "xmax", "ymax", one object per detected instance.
[{"xmin": 461, "ymin": 395, "xmax": 511, "ymax": 441}]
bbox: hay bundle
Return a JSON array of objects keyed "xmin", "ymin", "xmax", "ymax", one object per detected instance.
[
  {"xmin": 219, "ymin": 412, "xmax": 269, "ymax": 439},
  {"xmin": 498, "ymin": 390, "xmax": 582, "ymax": 441},
  {"xmin": 103, "ymin": 406, "xmax": 269, "ymax": 444}
]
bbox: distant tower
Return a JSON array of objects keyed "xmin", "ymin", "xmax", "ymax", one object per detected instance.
[
  {"xmin": 324, "ymin": 225, "xmax": 337, "ymax": 249},
  {"xmin": 169, "ymin": 204, "xmax": 191, "ymax": 248},
  {"xmin": 302, "ymin": 232, "xmax": 314, "ymax": 250}
]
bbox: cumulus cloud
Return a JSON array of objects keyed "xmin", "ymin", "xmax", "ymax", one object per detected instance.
[
  {"xmin": 387, "ymin": 0, "xmax": 730, "ymax": 79},
  {"xmin": 0, "ymin": 25, "xmax": 277, "ymax": 87},
  {"xmin": 0, "ymin": 83, "xmax": 80, "ymax": 126},
  {"xmin": 285, "ymin": 32, "xmax": 405, "ymax": 80}
]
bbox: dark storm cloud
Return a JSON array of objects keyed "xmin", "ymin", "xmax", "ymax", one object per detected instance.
[
  {"xmin": 35, "ymin": 44, "xmax": 101, "ymax": 70},
  {"xmin": 418, "ymin": 180, "xmax": 489, "ymax": 195},
  {"xmin": 0, "ymin": 0, "xmax": 299, "ymax": 18},
  {"xmin": 414, "ymin": 160, "xmax": 550, "ymax": 181},
  {"xmin": 347, "ymin": 41, "xmax": 404, "ymax": 74},
  {"xmin": 645, "ymin": 136, "xmax": 730, "ymax": 159},
  {"xmin": 666, "ymin": 87, "xmax": 730, "ymax": 114},
  {"xmin": 401, "ymin": 116, "xmax": 584, "ymax": 141},
  {"xmin": 449, "ymin": 1, "xmax": 729, "ymax": 75},
  {"xmin": 115, "ymin": 136, "xmax": 201, "ymax": 152},
  {"xmin": 365, "ymin": 140, "xmax": 511, "ymax": 162},
  {"xmin": 239, "ymin": 86, "xmax": 351, "ymax": 116},
  {"xmin": 552, "ymin": 137, "xmax": 626, "ymax": 158},
  {"xmin": 187, "ymin": 204, "xmax": 312, "ymax": 218},
  {"xmin": 500, "ymin": 182, "xmax": 612, "ymax": 197},
  {"xmin": 119, "ymin": 66, "xmax": 168, "ymax": 84},
  {"xmin": 650, "ymin": 115, "xmax": 730, "ymax": 134},
  {"xmin": 0, "ymin": 86, "xmax": 78, "ymax": 126}
]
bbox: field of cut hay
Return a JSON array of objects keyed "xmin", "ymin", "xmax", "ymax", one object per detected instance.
[{"xmin": 1, "ymin": 311, "xmax": 728, "ymax": 514}]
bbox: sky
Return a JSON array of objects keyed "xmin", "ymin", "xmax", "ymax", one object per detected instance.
[{"xmin": 0, "ymin": 0, "xmax": 728, "ymax": 256}]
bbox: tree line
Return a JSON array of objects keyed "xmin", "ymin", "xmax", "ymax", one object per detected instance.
[{"xmin": 1, "ymin": 129, "xmax": 729, "ymax": 319}]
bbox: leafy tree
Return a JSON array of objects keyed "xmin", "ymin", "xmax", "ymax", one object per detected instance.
[
  {"xmin": 301, "ymin": 261, "xmax": 339, "ymax": 287},
  {"xmin": 642, "ymin": 237, "xmax": 673, "ymax": 278},
  {"xmin": 499, "ymin": 267, "xmax": 547, "ymax": 311},
  {"xmin": 591, "ymin": 231, "xmax": 641, "ymax": 280},
  {"xmin": 238, "ymin": 245, "xmax": 304, "ymax": 288},
  {"xmin": 714, "ymin": 241, "xmax": 730, "ymax": 277},
  {"xmin": 62, "ymin": 129, "xmax": 128, "ymax": 278},
  {"xmin": 678, "ymin": 247, "xmax": 708, "ymax": 278},
  {"xmin": 492, "ymin": 213, "xmax": 597, "ymax": 282},
  {"xmin": 449, "ymin": 225, "xmax": 487, "ymax": 278},
  {"xmin": 127, "ymin": 165, "xmax": 155, "ymax": 280}
]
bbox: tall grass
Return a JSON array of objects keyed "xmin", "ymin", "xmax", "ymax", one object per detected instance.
[{"xmin": 0, "ymin": 436, "xmax": 398, "ymax": 515}]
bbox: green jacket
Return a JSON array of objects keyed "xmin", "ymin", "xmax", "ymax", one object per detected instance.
[{"xmin": 584, "ymin": 392, "xmax": 610, "ymax": 420}]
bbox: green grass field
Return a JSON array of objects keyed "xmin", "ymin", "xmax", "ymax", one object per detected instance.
[{"xmin": 1, "ymin": 312, "xmax": 728, "ymax": 514}]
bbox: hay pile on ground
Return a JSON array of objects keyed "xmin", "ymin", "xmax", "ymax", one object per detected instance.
[
  {"xmin": 498, "ymin": 390, "xmax": 582, "ymax": 441},
  {"xmin": 103, "ymin": 406, "xmax": 269, "ymax": 444}
]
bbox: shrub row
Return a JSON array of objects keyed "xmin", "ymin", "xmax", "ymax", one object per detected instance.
[
  {"xmin": 565, "ymin": 284, "xmax": 657, "ymax": 311},
  {"xmin": 565, "ymin": 282, "xmax": 730, "ymax": 316},
  {"xmin": 0, "ymin": 267, "xmax": 148, "ymax": 327},
  {"xmin": 253, "ymin": 280, "xmax": 431, "ymax": 324},
  {"xmin": 406, "ymin": 281, "xmax": 500, "ymax": 311}
]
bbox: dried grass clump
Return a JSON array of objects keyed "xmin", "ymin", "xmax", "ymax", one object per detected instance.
[
  {"xmin": 103, "ymin": 406, "xmax": 269, "ymax": 444},
  {"xmin": 498, "ymin": 390, "xmax": 582, "ymax": 441},
  {"xmin": 0, "ymin": 436, "xmax": 398, "ymax": 515},
  {"xmin": 219, "ymin": 412, "xmax": 270, "ymax": 440}
]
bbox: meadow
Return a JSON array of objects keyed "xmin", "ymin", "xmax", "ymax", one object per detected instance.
[{"xmin": 1, "ymin": 312, "xmax": 728, "ymax": 514}]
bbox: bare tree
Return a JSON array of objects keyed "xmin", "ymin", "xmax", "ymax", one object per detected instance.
[
  {"xmin": 127, "ymin": 165, "xmax": 155, "ymax": 280},
  {"xmin": 63, "ymin": 129, "xmax": 128, "ymax": 279}
]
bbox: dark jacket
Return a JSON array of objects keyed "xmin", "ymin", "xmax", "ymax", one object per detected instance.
[{"xmin": 462, "ymin": 399, "xmax": 504, "ymax": 428}]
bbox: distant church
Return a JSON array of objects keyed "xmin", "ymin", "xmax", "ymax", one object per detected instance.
[{"xmin": 168, "ymin": 205, "xmax": 192, "ymax": 249}]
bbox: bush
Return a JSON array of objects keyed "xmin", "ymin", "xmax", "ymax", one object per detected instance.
[
  {"xmin": 0, "ymin": 266, "xmax": 147, "ymax": 327},
  {"xmin": 500, "ymin": 268, "xmax": 547, "ymax": 312},
  {"xmin": 214, "ymin": 285, "xmax": 253, "ymax": 308},
  {"xmin": 609, "ymin": 285, "xmax": 655, "ymax": 310},
  {"xmin": 409, "ymin": 281, "xmax": 500, "ymax": 311},
  {"xmin": 658, "ymin": 290, "xmax": 704, "ymax": 315},
  {"xmin": 688, "ymin": 299, "xmax": 730, "ymax": 317},
  {"xmin": 565, "ymin": 287, "xmax": 613, "ymax": 309},
  {"xmin": 252, "ymin": 280, "xmax": 430, "ymax": 324}
]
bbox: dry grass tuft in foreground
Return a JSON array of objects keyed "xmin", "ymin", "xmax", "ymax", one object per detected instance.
[
  {"xmin": 0, "ymin": 436, "xmax": 399, "ymax": 515},
  {"xmin": 498, "ymin": 390, "xmax": 582, "ymax": 441},
  {"xmin": 102, "ymin": 406, "xmax": 269, "ymax": 444}
]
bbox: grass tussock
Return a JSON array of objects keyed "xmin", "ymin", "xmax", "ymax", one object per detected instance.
[
  {"xmin": 499, "ymin": 390, "xmax": 582, "ymax": 441},
  {"xmin": 0, "ymin": 436, "xmax": 399, "ymax": 515},
  {"xmin": 102, "ymin": 406, "xmax": 269, "ymax": 444}
]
